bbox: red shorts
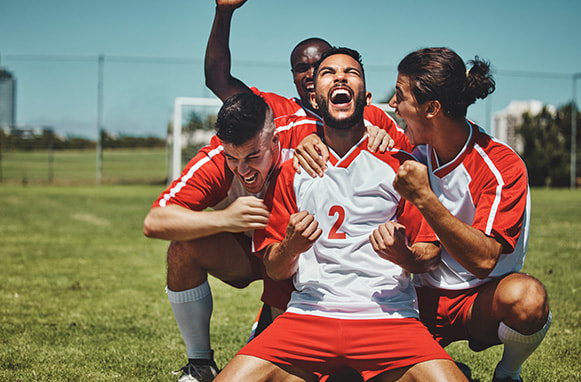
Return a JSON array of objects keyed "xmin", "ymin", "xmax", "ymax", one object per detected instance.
[
  {"xmin": 415, "ymin": 284, "xmax": 487, "ymax": 349},
  {"xmin": 238, "ymin": 312, "xmax": 451, "ymax": 381}
]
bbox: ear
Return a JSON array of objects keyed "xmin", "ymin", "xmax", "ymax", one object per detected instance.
[
  {"xmin": 365, "ymin": 91, "xmax": 372, "ymax": 106},
  {"xmin": 425, "ymin": 100, "xmax": 441, "ymax": 119},
  {"xmin": 310, "ymin": 92, "xmax": 319, "ymax": 109},
  {"xmin": 273, "ymin": 132, "xmax": 279, "ymax": 145}
]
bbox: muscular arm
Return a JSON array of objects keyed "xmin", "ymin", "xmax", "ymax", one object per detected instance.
[
  {"xmin": 394, "ymin": 160, "xmax": 503, "ymax": 279},
  {"xmin": 263, "ymin": 211, "xmax": 322, "ymax": 280},
  {"xmin": 143, "ymin": 196, "xmax": 269, "ymax": 241},
  {"xmin": 204, "ymin": 0, "xmax": 252, "ymax": 101}
]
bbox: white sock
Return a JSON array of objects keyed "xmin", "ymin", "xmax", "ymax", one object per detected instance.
[
  {"xmin": 495, "ymin": 311, "xmax": 552, "ymax": 379},
  {"xmin": 166, "ymin": 281, "xmax": 214, "ymax": 360}
]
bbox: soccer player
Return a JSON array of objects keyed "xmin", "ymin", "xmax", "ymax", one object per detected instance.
[
  {"xmin": 143, "ymin": 92, "xmax": 319, "ymax": 381},
  {"xmin": 204, "ymin": 0, "xmax": 410, "ymax": 151},
  {"xmin": 214, "ymin": 47, "xmax": 468, "ymax": 382},
  {"xmin": 386, "ymin": 47, "xmax": 552, "ymax": 382}
]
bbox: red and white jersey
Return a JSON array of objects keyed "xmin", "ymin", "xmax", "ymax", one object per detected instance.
[
  {"xmin": 254, "ymin": 135, "xmax": 436, "ymax": 320},
  {"xmin": 152, "ymin": 115, "xmax": 321, "ymax": 223},
  {"xmin": 413, "ymin": 121, "xmax": 530, "ymax": 290},
  {"xmin": 251, "ymin": 86, "xmax": 411, "ymax": 151}
]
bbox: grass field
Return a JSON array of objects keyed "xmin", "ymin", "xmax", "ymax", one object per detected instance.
[
  {"xmin": 0, "ymin": 148, "xmax": 168, "ymax": 185},
  {"xmin": 0, "ymin": 185, "xmax": 580, "ymax": 381}
]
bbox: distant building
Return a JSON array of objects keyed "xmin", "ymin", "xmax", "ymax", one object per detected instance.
[
  {"xmin": 0, "ymin": 68, "xmax": 16, "ymax": 128},
  {"xmin": 493, "ymin": 100, "xmax": 556, "ymax": 154}
]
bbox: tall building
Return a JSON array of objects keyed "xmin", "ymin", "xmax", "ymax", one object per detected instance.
[
  {"xmin": 0, "ymin": 68, "xmax": 16, "ymax": 128},
  {"xmin": 493, "ymin": 100, "xmax": 555, "ymax": 154}
]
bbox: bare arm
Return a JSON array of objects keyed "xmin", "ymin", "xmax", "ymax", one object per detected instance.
[
  {"xmin": 393, "ymin": 160, "xmax": 503, "ymax": 279},
  {"xmin": 370, "ymin": 221, "xmax": 441, "ymax": 273},
  {"xmin": 143, "ymin": 196, "xmax": 269, "ymax": 241},
  {"xmin": 263, "ymin": 210, "xmax": 322, "ymax": 280},
  {"xmin": 204, "ymin": 0, "xmax": 252, "ymax": 101}
]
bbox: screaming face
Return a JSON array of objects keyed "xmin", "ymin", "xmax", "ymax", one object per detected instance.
[
  {"xmin": 311, "ymin": 53, "xmax": 370, "ymax": 130},
  {"xmin": 222, "ymin": 113, "xmax": 279, "ymax": 194}
]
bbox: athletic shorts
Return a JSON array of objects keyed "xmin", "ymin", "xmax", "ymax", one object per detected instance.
[
  {"xmin": 237, "ymin": 312, "xmax": 452, "ymax": 381},
  {"xmin": 416, "ymin": 283, "xmax": 491, "ymax": 349}
]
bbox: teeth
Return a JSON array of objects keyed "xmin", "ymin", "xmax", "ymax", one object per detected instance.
[
  {"xmin": 332, "ymin": 89, "xmax": 349, "ymax": 97},
  {"xmin": 244, "ymin": 173, "xmax": 257, "ymax": 183},
  {"xmin": 331, "ymin": 88, "xmax": 352, "ymax": 104}
]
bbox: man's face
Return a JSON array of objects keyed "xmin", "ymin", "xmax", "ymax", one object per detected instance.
[
  {"xmin": 389, "ymin": 74, "xmax": 427, "ymax": 146},
  {"xmin": 311, "ymin": 53, "xmax": 370, "ymax": 129},
  {"xmin": 291, "ymin": 42, "xmax": 330, "ymax": 110},
  {"xmin": 222, "ymin": 112, "xmax": 279, "ymax": 194}
]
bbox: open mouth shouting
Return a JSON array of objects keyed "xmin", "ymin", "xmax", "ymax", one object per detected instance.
[
  {"xmin": 242, "ymin": 172, "xmax": 258, "ymax": 186},
  {"xmin": 330, "ymin": 87, "xmax": 353, "ymax": 108}
]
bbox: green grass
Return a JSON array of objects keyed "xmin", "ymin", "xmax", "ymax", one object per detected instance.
[
  {"xmin": 0, "ymin": 148, "xmax": 168, "ymax": 185},
  {"xmin": 0, "ymin": 186, "xmax": 579, "ymax": 381}
]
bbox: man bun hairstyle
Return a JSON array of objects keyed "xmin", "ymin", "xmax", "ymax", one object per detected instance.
[
  {"xmin": 398, "ymin": 47, "xmax": 495, "ymax": 119},
  {"xmin": 215, "ymin": 92, "xmax": 269, "ymax": 146}
]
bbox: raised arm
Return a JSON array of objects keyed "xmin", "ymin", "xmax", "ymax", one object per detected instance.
[
  {"xmin": 204, "ymin": 0, "xmax": 252, "ymax": 101},
  {"xmin": 143, "ymin": 196, "xmax": 269, "ymax": 241}
]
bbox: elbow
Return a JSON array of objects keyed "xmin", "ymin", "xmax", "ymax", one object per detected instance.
[
  {"xmin": 265, "ymin": 263, "xmax": 293, "ymax": 281},
  {"xmin": 143, "ymin": 214, "xmax": 160, "ymax": 239},
  {"xmin": 470, "ymin": 258, "xmax": 498, "ymax": 279}
]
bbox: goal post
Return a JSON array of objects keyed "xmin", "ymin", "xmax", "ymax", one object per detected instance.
[{"xmin": 171, "ymin": 97, "xmax": 222, "ymax": 182}]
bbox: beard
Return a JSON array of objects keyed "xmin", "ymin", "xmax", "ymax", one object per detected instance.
[{"xmin": 316, "ymin": 91, "xmax": 366, "ymax": 130}]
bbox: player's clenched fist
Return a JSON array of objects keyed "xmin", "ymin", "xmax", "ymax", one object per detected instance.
[
  {"xmin": 215, "ymin": 0, "xmax": 247, "ymax": 10},
  {"xmin": 222, "ymin": 196, "xmax": 269, "ymax": 232},
  {"xmin": 283, "ymin": 210, "xmax": 322, "ymax": 256},
  {"xmin": 393, "ymin": 160, "xmax": 432, "ymax": 205},
  {"xmin": 370, "ymin": 221, "xmax": 410, "ymax": 264}
]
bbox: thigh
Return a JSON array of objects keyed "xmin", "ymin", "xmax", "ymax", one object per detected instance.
[
  {"xmin": 170, "ymin": 232, "xmax": 260, "ymax": 284},
  {"xmin": 373, "ymin": 359, "xmax": 467, "ymax": 382},
  {"xmin": 215, "ymin": 354, "xmax": 316, "ymax": 382}
]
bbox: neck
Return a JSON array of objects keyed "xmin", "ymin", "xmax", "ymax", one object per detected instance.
[
  {"xmin": 431, "ymin": 118, "xmax": 470, "ymax": 164},
  {"xmin": 323, "ymin": 120, "xmax": 366, "ymax": 157}
]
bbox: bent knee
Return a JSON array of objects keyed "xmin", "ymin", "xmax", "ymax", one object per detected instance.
[{"xmin": 498, "ymin": 274, "xmax": 549, "ymax": 330}]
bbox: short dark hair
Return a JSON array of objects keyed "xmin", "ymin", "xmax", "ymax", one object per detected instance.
[
  {"xmin": 398, "ymin": 47, "xmax": 495, "ymax": 119},
  {"xmin": 215, "ymin": 92, "xmax": 270, "ymax": 146},
  {"xmin": 313, "ymin": 46, "xmax": 365, "ymax": 82}
]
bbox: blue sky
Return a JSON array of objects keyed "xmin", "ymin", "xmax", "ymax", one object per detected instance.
[{"xmin": 1, "ymin": 0, "xmax": 579, "ymax": 138}]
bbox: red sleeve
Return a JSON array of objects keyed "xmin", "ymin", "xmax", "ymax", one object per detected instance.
[
  {"xmin": 253, "ymin": 161, "xmax": 298, "ymax": 254},
  {"xmin": 363, "ymin": 105, "xmax": 412, "ymax": 151},
  {"xmin": 469, "ymin": 143, "xmax": 529, "ymax": 253},
  {"xmin": 152, "ymin": 138, "xmax": 232, "ymax": 210},
  {"xmin": 250, "ymin": 87, "xmax": 302, "ymax": 118}
]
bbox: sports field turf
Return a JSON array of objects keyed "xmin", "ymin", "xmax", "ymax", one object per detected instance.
[{"xmin": 0, "ymin": 185, "xmax": 579, "ymax": 381}]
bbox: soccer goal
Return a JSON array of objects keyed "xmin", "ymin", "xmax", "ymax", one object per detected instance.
[{"xmin": 170, "ymin": 97, "xmax": 223, "ymax": 182}]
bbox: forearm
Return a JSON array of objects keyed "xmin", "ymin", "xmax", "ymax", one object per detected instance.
[
  {"xmin": 204, "ymin": 6, "xmax": 248, "ymax": 99},
  {"xmin": 407, "ymin": 242, "xmax": 441, "ymax": 273},
  {"xmin": 263, "ymin": 242, "xmax": 299, "ymax": 281},
  {"xmin": 143, "ymin": 205, "xmax": 233, "ymax": 241},
  {"xmin": 414, "ymin": 193, "xmax": 501, "ymax": 278}
]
